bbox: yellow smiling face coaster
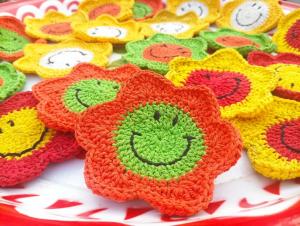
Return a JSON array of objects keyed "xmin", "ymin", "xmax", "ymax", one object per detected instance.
[
  {"xmin": 78, "ymin": 0, "xmax": 134, "ymax": 21},
  {"xmin": 13, "ymin": 39, "xmax": 112, "ymax": 79},
  {"xmin": 166, "ymin": 48, "xmax": 277, "ymax": 119},
  {"xmin": 24, "ymin": 10, "xmax": 87, "ymax": 42},
  {"xmin": 166, "ymin": 0, "xmax": 220, "ymax": 23},
  {"xmin": 73, "ymin": 15, "xmax": 143, "ymax": 44},
  {"xmin": 216, "ymin": 0, "xmax": 283, "ymax": 34},
  {"xmin": 141, "ymin": 10, "xmax": 209, "ymax": 38},
  {"xmin": 273, "ymin": 9, "xmax": 300, "ymax": 55}
]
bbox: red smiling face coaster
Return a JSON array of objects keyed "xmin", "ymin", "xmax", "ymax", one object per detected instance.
[
  {"xmin": 33, "ymin": 64, "xmax": 141, "ymax": 132},
  {"xmin": 76, "ymin": 71, "xmax": 242, "ymax": 216},
  {"xmin": 0, "ymin": 16, "xmax": 32, "ymax": 62},
  {"xmin": 0, "ymin": 92, "xmax": 81, "ymax": 187}
]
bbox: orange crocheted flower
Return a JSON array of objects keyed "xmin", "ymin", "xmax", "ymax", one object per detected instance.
[
  {"xmin": 76, "ymin": 71, "xmax": 242, "ymax": 216},
  {"xmin": 0, "ymin": 16, "xmax": 32, "ymax": 62},
  {"xmin": 33, "ymin": 63, "xmax": 141, "ymax": 132}
]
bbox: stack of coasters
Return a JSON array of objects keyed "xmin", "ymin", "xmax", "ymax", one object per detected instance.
[
  {"xmin": 13, "ymin": 39, "xmax": 112, "ymax": 78},
  {"xmin": 123, "ymin": 34, "xmax": 207, "ymax": 74},
  {"xmin": 216, "ymin": 0, "xmax": 283, "ymax": 34},
  {"xmin": 166, "ymin": 48, "xmax": 277, "ymax": 119},
  {"xmin": 32, "ymin": 64, "xmax": 141, "ymax": 131},
  {"xmin": 78, "ymin": 0, "xmax": 134, "ymax": 21},
  {"xmin": 141, "ymin": 10, "xmax": 209, "ymax": 38},
  {"xmin": 133, "ymin": 0, "xmax": 163, "ymax": 20},
  {"xmin": 0, "ymin": 92, "xmax": 81, "ymax": 187},
  {"xmin": 73, "ymin": 15, "xmax": 143, "ymax": 44},
  {"xmin": 230, "ymin": 51, "xmax": 300, "ymax": 180},
  {"xmin": 273, "ymin": 9, "xmax": 300, "ymax": 55},
  {"xmin": 200, "ymin": 28, "xmax": 276, "ymax": 56},
  {"xmin": 166, "ymin": 0, "xmax": 220, "ymax": 24},
  {"xmin": 0, "ymin": 62, "xmax": 25, "ymax": 101},
  {"xmin": 25, "ymin": 10, "xmax": 87, "ymax": 42},
  {"xmin": 75, "ymin": 71, "xmax": 242, "ymax": 216},
  {"xmin": 0, "ymin": 16, "xmax": 32, "ymax": 62}
]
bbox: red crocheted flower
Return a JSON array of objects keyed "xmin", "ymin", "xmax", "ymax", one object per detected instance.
[
  {"xmin": 33, "ymin": 63, "xmax": 141, "ymax": 132},
  {"xmin": 0, "ymin": 16, "xmax": 33, "ymax": 62},
  {"xmin": 76, "ymin": 71, "xmax": 242, "ymax": 216},
  {"xmin": 0, "ymin": 92, "xmax": 81, "ymax": 187}
]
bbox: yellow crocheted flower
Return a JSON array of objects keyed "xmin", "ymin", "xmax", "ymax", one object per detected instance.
[
  {"xmin": 13, "ymin": 39, "xmax": 112, "ymax": 79},
  {"xmin": 166, "ymin": 0, "xmax": 220, "ymax": 23},
  {"xmin": 216, "ymin": 0, "xmax": 283, "ymax": 34},
  {"xmin": 78, "ymin": 0, "xmax": 133, "ymax": 21},
  {"xmin": 24, "ymin": 10, "xmax": 87, "ymax": 42},
  {"xmin": 231, "ymin": 97, "xmax": 300, "ymax": 180},
  {"xmin": 166, "ymin": 48, "xmax": 277, "ymax": 119},
  {"xmin": 73, "ymin": 15, "xmax": 143, "ymax": 44},
  {"xmin": 273, "ymin": 9, "xmax": 300, "ymax": 55},
  {"xmin": 141, "ymin": 10, "xmax": 209, "ymax": 38}
]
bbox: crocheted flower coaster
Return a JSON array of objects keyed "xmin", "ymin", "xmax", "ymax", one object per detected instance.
[
  {"xmin": 78, "ymin": 0, "xmax": 133, "ymax": 21},
  {"xmin": 0, "ymin": 62, "xmax": 25, "ymax": 101},
  {"xmin": 248, "ymin": 51, "xmax": 300, "ymax": 102},
  {"xmin": 273, "ymin": 9, "xmax": 300, "ymax": 55},
  {"xmin": 133, "ymin": 0, "xmax": 163, "ymax": 20},
  {"xmin": 166, "ymin": 0, "xmax": 220, "ymax": 23},
  {"xmin": 73, "ymin": 15, "xmax": 143, "ymax": 44},
  {"xmin": 33, "ymin": 64, "xmax": 140, "ymax": 131},
  {"xmin": 0, "ymin": 92, "xmax": 81, "ymax": 187},
  {"xmin": 76, "ymin": 71, "xmax": 242, "ymax": 216},
  {"xmin": 24, "ymin": 10, "xmax": 87, "ymax": 42},
  {"xmin": 166, "ymin": 48, "xmax": 277, "ymax": 119},
  {"xmin": 123, "ymin": 34, "xmax": 207, "ymax": 74},
  {"xmin": 230, "ymin": 97, "xmax": 300, "ymax": 180},
  {"xmin": 0, "ymin": 16, "xmax": 32, "ymax": 62},
  {"xmin": 141, "ymin": 10, "xmax": 209, "ymax": 38},
  {"xmin": 13, "ymin": 39, "xmax": 112, "ymax": 79},
  {"xmin": 216, "ymin": 0, "xmax": 283, "ymax": 34},
  {"xmin": 200, "ymin": 28, "xmax": 276, "ymax": 56}
]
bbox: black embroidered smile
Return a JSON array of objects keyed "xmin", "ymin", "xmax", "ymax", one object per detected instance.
[
  {"xmin": 130, "ymin": 131, "xmax": 195, "ymax": 166},
  {"xmin": 75, "ymin": 88, "xmax": 90, "ymax": 108},
  {"xmin": 47, "ymin": 50, "xmax": 88, "ymax": 65},
  {"xmin": 0, "ymin": 128, "xmax": 49, "ymax": 158},
  {"xmin": 280, "ymin": 124, "xmax": 300, "ymax": 153},
  {"xmin": 235, "ymin": 9, "xmax": 263, "ymax": 27},
  {"xmin": 217, "ymin": 78, "xmax": 241, "ymax": 99},
  {"xmin": 91, "ymin": 28, "xmax": 123, "ymax": 38}
]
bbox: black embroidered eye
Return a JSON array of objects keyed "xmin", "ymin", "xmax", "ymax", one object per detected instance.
[
  {"xmin": 113, "ymin": 85, "xmax": 119, "ymax": 89},
  {"xmin": 66, "ymin": 63, "xmax": 70, "ymax": 67},
  {"xmin": 291, "ymin": 83, "xmax": 295, "ymax": 88},
  {"xmin": 0, "ymin": 128, "xmax": 2, "ymax": 134},
  {"xmin": 172, "ymin": 115, "xmax": 178, "ymax": 126},
  {"xmin": 279, "ymin": 78, "xmax": 282, "ymax": 81},
  {"xmin": 154, "ymin": 111, "xmax": 160, "ymax": 121},
  {"xmin": 97, "ymin": 80, "xmax": 101, "ymax": 85},
  {"xmin": 7, "ymin": 120, "xmax": 14, "ymax": 127}
]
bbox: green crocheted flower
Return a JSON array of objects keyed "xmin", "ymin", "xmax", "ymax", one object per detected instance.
[
  {"xmin": 0, "ymin": 62, "xmax": 25, "ymax": 101},
  {"xmin": 200, "ymin": 28, "xmax": 276, "ymax": 56},
  {"xmin": 123, "ymin": 33, "xmax": 208, "ymax": 74}
]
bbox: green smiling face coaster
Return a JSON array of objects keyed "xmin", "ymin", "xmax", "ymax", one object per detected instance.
[
  {"xmin": 0, "ymin": 62, "xmax": 26, "ymax": 101},
  {"xmin": 200, "ymin": 28, "xmax": 276, "ymax": 56},
  {"xmin": 115, "ymin": 103, "xmax": 205, "ymax": 179},
  {"xmin": 124, "ymin": 33, "xmax": 208, "ymax": 74}
]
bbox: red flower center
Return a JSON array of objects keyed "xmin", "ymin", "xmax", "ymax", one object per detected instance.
[
  {"xmin": 267, "ymin": 119, "xmax": 300, "ymax": 161},
  {"xmin": 286, "ymin": 19, "xmax": 300, "ymax": 50},
  {"xmin": 143, "ymin": 43, "xmax": 192, "ymax": 63},
  {"xmin": 89, "ymin": 4, "xmax": 121, "ymax": 19},
  {"xmin": 215, "ymin": 35, "xmax": 260, "ymax": 48},
  {"xmin": 186, "ymin": 70, "xmax": 251, "ymax": 106},
  {"xmin": 41, "ymin": 22, "xmax": 72, "ymax": 35}
]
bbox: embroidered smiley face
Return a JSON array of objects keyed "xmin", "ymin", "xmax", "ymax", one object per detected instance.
[
  {"xmin": 115, "ymin": 103, "xmax": 205, "ymax": 179},
  {"xmin": 215, "ymin": 36, "xmax": 260, "ymax": 48},
  {"xmin": 185, "ymin": 70, "xmax": 251, "ymax": 107},
  {"xmin": 230, "ymin": 1, "xmax": 269, "ymax": 31},
  {"xmin": 176, "ymin": 1, "xmax": 209, "ymax": 19},
  {"xmin": 286, "ymin": 20, "xmax": 300, "ymax": 50},
  {"xmin": 150, "ymin": 22, "xmax": 190, "ymax": 35},
  {"xmin": 0, "ymin": 28, "xmax": 29, "ymax": 54},
  {"xmin": 87, "ymin": 26, "xmax": 127, "ymax": 39},
  {"xmin": 39, "ymin": 48, "xmax": 94, "ymax": 70},
  {"xmin": 41, "ymin": 22, "xmax": 72, "ymax": 36},
  {"xmin": 89, "ymin": 3, "xmax": 121, "ymax": 19},
  {"xmin": 0, "ymin": 108, "xmax": 54, "ymax": 160},
  {"xmin": 63, "ymin": 79, "xmax": 120, "ymax": 113}
]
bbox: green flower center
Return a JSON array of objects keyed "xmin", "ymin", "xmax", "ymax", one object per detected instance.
[
  {"xmin": 63, "ymin": 79, "xmax": 120, "ymax": 113},
  {"xmin": 133, "ymin": 2, "xmax": 153, "ymax": 19},
  {"xmin": 0, "ymin": 28, "xmax": 29, "ymax": 53},
  {"xmin": 114, "ymin": 103, "xmax": 206, "ymax": 180}
]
